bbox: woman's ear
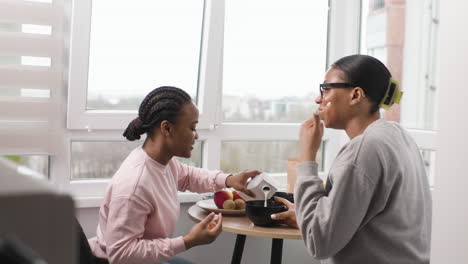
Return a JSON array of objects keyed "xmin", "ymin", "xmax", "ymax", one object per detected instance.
[
  {"xmin": 160, "ymin": 120, "xmax": 171, "ymax": 136},
  {"xmin": 350, "ymin": 87, "xmax": 366, "ymax": 104}
]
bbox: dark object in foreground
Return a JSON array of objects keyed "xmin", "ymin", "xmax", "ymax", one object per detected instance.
[{"xmin": 0, "ymin": 236, "xmax": 46, "ymax": 264}]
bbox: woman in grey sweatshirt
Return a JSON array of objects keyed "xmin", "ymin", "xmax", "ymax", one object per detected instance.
[{"xmin": 272, "ymin": 55, "xmax": 432, "ymax": 264}]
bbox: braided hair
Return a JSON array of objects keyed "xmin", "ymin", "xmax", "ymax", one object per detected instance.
[
  {"xmin": 332, "ymin": 55, "xmax": 392, "ymax": 113},
  {"xmin": 123, "ymin": 86, "xmax": 192, "ymax": 141}
]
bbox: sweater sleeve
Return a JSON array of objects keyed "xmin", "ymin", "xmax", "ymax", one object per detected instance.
[
  {"xmin": 294, "ymin": 161, "xmax": 376, "ymax": 259},
  {"xmin": 174, "ymin": 159, "xmax": 230, "ymax": 193},
  {"xmin": 104, "ymin": 196, "xmax": 186, "ymax": 264}
]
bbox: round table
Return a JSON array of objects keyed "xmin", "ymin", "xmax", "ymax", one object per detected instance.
[{"xmin": 188, "ymin": 204, "xmax": 301, "ymax": 264}]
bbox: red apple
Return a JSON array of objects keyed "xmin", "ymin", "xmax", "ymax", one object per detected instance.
[
  {"xmin": 214, "ymin": 190, "xmax": 233, "ymax": 209},
  {"xmin": 232, "ymin": 190, "xmax": 244, "ymax": 201}
]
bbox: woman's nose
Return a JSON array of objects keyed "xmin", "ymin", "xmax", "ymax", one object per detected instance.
[{"xmin": 315, "ymin": 95, "xmax": 322, "ymax": 104}]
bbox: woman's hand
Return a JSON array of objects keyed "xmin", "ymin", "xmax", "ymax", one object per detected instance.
[
  {"xmin": 270, "ymin": 197, "xmax": 299, "ymax": 229},
  {"xmin": 225, "ymin": 170, "xmax": 262, "ymax": 197},
  {"xmin": 183, "ymin": 213, "xmax": 223, "ymax": 249},
  {"xmin": 299, "ymin": 113, "xmax": 324, "ymax": 162}
]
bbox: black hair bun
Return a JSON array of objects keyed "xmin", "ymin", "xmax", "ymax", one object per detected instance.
[{"xmin": 123, "ymin": 117, "xmax": 146, "ymax": 141}]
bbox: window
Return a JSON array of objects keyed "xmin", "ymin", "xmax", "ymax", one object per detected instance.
[
  {"xmin": 86, "ymin": 1, "xmax": 203, "ymax": 111},
  {"xmin": 221, "ymin": 141, "xmax": 324, "ymax": 174},
  {"xmin": 372, "ymin": 0, "xmax": 385, "ymax": 10},
  {"xmin": 0, "ymin": 155, "xmax": 49, "ymax": 180},
  {"xmin": 217, "ymin": 0, "xmax": 331, "ymax": 188},
  {"xmin": 222, "ymin": 0, "xmax": 327, "ymax": 123},
  {"xmin": 1, "ymin": 0, "xmax": 439, "ymax": 206},
  {"xmin": 221, "ymin": 140, "xmax": 325, "ymax": 188},
  {"xmin": 68, "ymin": 0, "xmax": 211, "ymax": 130},
  {"xmin": 0, "ymin": 0, "xmax": 364, "ymax": 203},
  {"xmin": 361, "ymin": 0, "xmax": 439, "ymax": 131},
  {"xmin": 420, "ymin": 149, "xmax": 436, "ymax": 187},
  {"xmin": 361, "ymin": 0, "xmax": 438, "ymax": 185},
  {"xmin": 63, "ymin": 0, "xmax": 345, "ymax": 201},
  {"xmin": 400, "ymin": 0, "xmax": 439, "ymax": 131},
  {"xmin": 71, "ymin": 141, "xmax": 203, "ymax": 179}
]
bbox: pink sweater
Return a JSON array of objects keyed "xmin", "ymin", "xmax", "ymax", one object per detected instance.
[{"xmin": 89, "ymin": 147, "xmax": 229, "ymax": 264}]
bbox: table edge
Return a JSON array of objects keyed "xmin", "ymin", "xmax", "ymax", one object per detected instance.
[{"xmin": 187, "ymin": 205, "xmax": 302, "ymax": 240}]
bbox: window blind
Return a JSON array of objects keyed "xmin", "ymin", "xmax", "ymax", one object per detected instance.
[{"xmin": 0, "ymin": 0, "xmax": 64, "ymax": 153}]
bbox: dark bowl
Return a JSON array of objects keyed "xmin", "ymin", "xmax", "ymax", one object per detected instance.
[
  {"xmin": 272, "ymin": 192, "xmax": 294, "ymax": 203},
  {"xmin": 245, "ymin": 200, "xmax": 287, "ymax": 227}
]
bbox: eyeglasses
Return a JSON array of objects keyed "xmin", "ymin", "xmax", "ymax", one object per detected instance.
[{"xmin": 319, "ymin": 82, "xmax": 356, "ymax": 99}]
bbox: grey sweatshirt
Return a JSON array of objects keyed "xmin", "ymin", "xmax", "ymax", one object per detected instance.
[{"xmin": 294, "ymin": 119, "xmax": 432, "ymax": 264}]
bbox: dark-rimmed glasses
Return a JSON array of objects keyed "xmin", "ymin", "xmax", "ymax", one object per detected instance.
[{"xmin": 319, "ymin": 83, "xmax": 356, "ymax": 99}]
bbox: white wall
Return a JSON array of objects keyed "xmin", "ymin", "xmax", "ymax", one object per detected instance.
[
  {"xmin": 77, "ymin": 204, "xmax": 319, "ymax": 264},
  {"xmin": 430, "ymin": 0, "xmax": 468, "ymax": 262}
]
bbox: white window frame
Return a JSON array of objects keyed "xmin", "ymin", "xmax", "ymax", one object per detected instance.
[
  {"xmin": 401, "ymin": 0, "xmax": 439, "ymax": 130},
  {"xmin": 63, "ymin": 0, "xmax": 362, "ymax": 206},
  {"xmin": 67, "ymin": 0, "xmax": 223, "ymax": 130},
  {"xmin": 1, "ymin": 0, "xmax": 437, "ymax": 207},
  {"xmin": 358, "ymin": 0, "xmax": 438, "ymax": 175},
  {"xmin": 400, "ymin": 0, "xmax": 439, "ymax": 153}
]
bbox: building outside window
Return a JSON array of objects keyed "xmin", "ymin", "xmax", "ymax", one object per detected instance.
[{"xmin": 372, "ymin": 0, "xmax": 385, "ymax": 10}]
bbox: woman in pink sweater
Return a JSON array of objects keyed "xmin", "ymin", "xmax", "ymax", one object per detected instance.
[{"xmin": 89, "ymin": 86, "xmax": 260, "ymax": 264}]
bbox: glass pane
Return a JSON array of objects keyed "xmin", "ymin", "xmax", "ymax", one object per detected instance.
[
  {"xmin": 361, "ymin": 0, "xmax": 438, "ymax": 130},
  {"xmin": 0, "ymin": 155, "xmax": 49, "ymax": 180},
  {"xmin": 220, "ymin": 141, "xmax": 324, "ymax": 174},
  {"xmin": 71, "ymin": 141, "xmax": 203, "ymax": 179},
  {"xmin": 87, "ymin": 0, "xmax": 204, "ymax": 111},
  {"xmin": 222, "ymin": 0, "xmax": 328, "ymax": 122},
  {"xmin": 420, "ymin": 149, "xmax": 436, "ymax": 187}
]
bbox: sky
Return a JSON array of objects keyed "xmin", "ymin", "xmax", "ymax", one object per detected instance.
[{"xmin": 87, "ymin": 0, "xmax": 328, "ymax": 102}]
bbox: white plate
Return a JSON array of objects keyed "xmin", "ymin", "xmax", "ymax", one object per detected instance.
[{"xmin": 196, "ymin": 199, "xmax": 245, "ymax": 216}]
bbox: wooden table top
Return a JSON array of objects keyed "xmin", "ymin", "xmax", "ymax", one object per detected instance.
[{"xmin": 187, "ymin": 204, "xmax": 301, "ymax": 240}]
